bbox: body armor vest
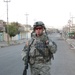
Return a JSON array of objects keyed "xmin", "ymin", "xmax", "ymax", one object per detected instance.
[{"xmin": 29, "ymin": 38, "xmax": 51, "ymax": 64}]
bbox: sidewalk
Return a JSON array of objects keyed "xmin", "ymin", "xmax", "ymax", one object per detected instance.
[
  {"xmin": 62, "ymin": 35, "xmax": 75, "ymax": 49},
  {"xmin": 0, "ymin": 39, "xmax": 27, "ymax": 48},
  {"xmin": 66, "ymin": 38, "xmax": 75, "ymax": 49}
]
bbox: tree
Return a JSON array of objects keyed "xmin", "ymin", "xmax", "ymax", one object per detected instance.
[{"xmin": 5, "ymin": 22, "xmax": 20, "ymax": 38}]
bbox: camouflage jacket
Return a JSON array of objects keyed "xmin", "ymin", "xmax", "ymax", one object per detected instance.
[{"xmin": 22, "ymin": 34, "xmax": 57, "ymax": 65}]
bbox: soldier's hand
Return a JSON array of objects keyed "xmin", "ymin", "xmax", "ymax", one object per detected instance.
[
  {"xmin": 26, "ymin": 41, "xmax": 29, "ymax": 46},
  {"xmin": 46, "ymin": 40, "xmax": 49, "ymax": 44}
]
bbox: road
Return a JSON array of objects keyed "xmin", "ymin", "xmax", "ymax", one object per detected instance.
[
  {"xmin": 50, "ymin": 33, "xmax": 75, "ymax": 75},
  {"xmin": 0, "ymin": 44, "xmax": 25, "ymax": 75},
  {"xmin": 0, "ymin": 33, "xmax": 75, "ymax": 75}
]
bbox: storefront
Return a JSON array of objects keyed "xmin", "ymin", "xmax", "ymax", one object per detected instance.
[{"xmin": 68, "ymin": 32, "xmax": 75, "ymax": 39}]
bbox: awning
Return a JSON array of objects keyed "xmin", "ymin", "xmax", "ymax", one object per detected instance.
[{"xmin": 68, "ymin": 32, "xmax": 75, "ymax": 35}]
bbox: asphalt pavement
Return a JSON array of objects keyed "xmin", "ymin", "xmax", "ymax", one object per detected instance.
[
  {"xmin": 0, "ymin": 33, "xmax": 75, "ymax": 75},
  {"xmin": 0, "ymin": 34, "xmax": 75, "ymax": 49}
]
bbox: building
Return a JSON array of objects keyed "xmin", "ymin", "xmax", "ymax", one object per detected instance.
[
  {"xmin": 0, "ymin": 20, "xmax": 32, "ymax": 41},
  {"xmin": 70, "ymin": 25, "xmax": 75, "ymax": 32},
  {"xmin": 0, "ymin": 20, "xmax": 6, "ymax": 41},
  {"xmin": 63, "ymin": 24, "xmax": 75, "ymax": 39},
  {"xmin": 17, "ymin": 24, "xmax": 32, "ymax": 39}
]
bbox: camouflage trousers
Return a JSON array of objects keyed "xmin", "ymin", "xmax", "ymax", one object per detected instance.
[{"xmin": 30, "ymin": 61, "xmax": 51, "ymax": 75}]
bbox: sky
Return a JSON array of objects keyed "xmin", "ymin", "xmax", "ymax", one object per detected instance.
[{"xmin": 0, "ymin": 0, "xmax": 75, "ymax": 29}]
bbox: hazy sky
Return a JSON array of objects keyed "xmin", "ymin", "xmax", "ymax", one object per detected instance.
[{"xmin": 0, "ymin": 0, "xmax": 75, "ymax": 29}]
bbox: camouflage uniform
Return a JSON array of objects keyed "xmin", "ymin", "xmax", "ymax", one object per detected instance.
[{"xmin": 22, "ymin": 33, "xmax": 57, "ymax": 75}]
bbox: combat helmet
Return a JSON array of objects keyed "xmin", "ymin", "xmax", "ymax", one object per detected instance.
[{"xmin": 33, "ymin": 21, "xmax": 46, "ymax": 30}]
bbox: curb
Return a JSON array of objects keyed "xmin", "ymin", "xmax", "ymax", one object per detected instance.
[
  {"xmin": 0, "ymin": 39, "xmax": 27, "ymax": 48},
  {"xmin": 66, "ymin": 39, "xmax": 75, "ymax": 49},
  {"xmin": 0, "ymin": 41, "xmax": 25, "ymax": 48}
]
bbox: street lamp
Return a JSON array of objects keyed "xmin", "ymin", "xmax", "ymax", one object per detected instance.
[{"xmin": 4, "ymin": 0, "xmax": 11, "ymax": 44}]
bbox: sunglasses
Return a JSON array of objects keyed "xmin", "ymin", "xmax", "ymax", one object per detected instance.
[{"xmin": 35, "ymin": 27, "xmax": 43, "ymax": 30}]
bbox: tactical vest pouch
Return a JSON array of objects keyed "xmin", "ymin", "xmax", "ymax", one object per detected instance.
[
  {"xmin": 29, "ymin": 57, "xmax": 35, "ymax": 65},
  {"xmin": 35, "ymin": 41, "xmax": 46, "ymax": 57},
  {"xmin": 35, "ymin": 41, "xmax": 51, "ymax": 61}
]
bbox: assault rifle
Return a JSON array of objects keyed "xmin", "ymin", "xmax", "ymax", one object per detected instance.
[{"xmin": 23, "ymin": 39, "xmax": 34, "ymax": 75}]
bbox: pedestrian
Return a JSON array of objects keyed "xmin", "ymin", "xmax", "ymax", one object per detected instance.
[{"xmin": 22, "ymin": 21, "xmax": 57, "ymax": 75}]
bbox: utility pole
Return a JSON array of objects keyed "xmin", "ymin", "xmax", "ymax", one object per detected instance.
[
  {"xmin": 25, "ymin": 13, "xmax": 29, "ymax": 25},
  {"xmin": 4, "ymin": 0, "xmax": 11, "ymax": 45},
  {"xmin": 71, "ymin": 16, "xmax": 75, "ymax": 26},
  {"xmin": 68, "ymin": 19, "xmax": 71, "ymax": 38},
  {"xmin": 25, "ymin": 13, "xmax": 29, "ymax": 39}
]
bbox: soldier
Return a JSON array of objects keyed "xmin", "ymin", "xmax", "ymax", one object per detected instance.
[{"xmin": 22, "ymin": 21, "xmax": 57, "ymax": 75}]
